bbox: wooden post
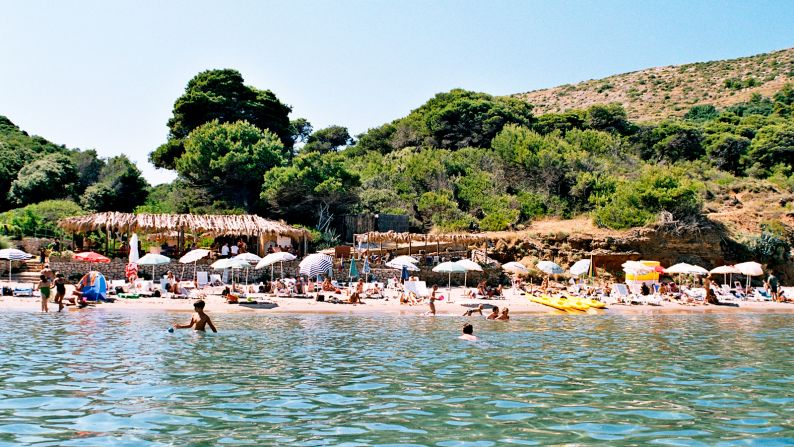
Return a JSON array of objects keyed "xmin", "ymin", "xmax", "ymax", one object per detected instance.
[{"xmin": 408, "ymin": 236, "xmax": 412, "ymax": 257}]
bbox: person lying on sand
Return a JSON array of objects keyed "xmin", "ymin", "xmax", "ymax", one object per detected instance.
[
  {"xmin": 173, "ymin": 300, "xmax": 217, "ymax": 332},
  {"xmin": 459, "ymin": 323, "xmax": 478, "ymax": 341},
  {"xmin": 322, "ymin": 278, "xmax": 341, "ymax": 294}
]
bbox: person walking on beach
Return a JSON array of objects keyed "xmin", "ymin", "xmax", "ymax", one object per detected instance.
[
  {"xmin": 173, "ymin": 300, "xmax": 217, "ymax": 332},
  {"xmin": 53, "ymin": 272, "xmax": 67, "ymax": 312},
  {"xmin": 459, "ymin": 323, "xmax": 478, "ymax": 341},
  {"xmin": 767, "ymin": 273, "xmax": 779, "ymax": 302},
  {"xmin": 36, "ymin": 274, "xmax": 51, "ymax": 312},
  {"xmin": 428, "ymin": 285, "xmax": 438, "ymax": 315}
]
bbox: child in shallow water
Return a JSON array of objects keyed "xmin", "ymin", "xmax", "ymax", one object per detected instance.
[{"xmin": 173, "ymin": 300, "xmax": 217, "ymax": 332}]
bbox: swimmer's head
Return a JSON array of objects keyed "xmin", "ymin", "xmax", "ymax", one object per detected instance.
[
  {"xmin": 194, "ymin": 300, "xmax": 206, "ymax": 310},
  {"xmin": 462, "ymin": 323, "xmax": 473, "ymax": 335},
  {"xmin": 491, "ymin": 306, "xmax": 499, "ymax": 313}
]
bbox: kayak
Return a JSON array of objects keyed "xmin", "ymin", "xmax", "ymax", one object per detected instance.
[{"xmin": 530, "ymin": 295, "xmax": 582, "ymax": 312}]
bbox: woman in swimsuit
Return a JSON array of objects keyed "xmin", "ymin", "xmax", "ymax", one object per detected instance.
[
  {"xmin": 37, "ymin": 275, "xmax": 51, "ymax": 312},
  {"xmin": 53, "ymin": 272, "xmax": 67, "ymax": 312}
]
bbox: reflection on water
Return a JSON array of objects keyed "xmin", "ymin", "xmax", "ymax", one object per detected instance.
[{"xmin": 0, "ymin": 311, "xmax": 792, "ymax": 446}]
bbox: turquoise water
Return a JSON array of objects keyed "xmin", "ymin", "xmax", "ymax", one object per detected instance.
[{"xmin": 0, "ymin": 311, "xmax": 792, "ymax": 446}]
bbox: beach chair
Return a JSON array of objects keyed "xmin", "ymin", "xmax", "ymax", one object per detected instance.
[
  {"xmin": 209, "ymin": 274, "xmax": 223, "ymax": 286},
  {"xmin": 405, "ymin": 281, "xmax": 431, "ymax": 298},
  {"xmin": 222, "ymin": 269, "xmax": 229, "ymax": 284},
  {"xmin": 196, "ymin": 272, "xmax": 209, "ymax": 289},
  {"xmin": 13, "ymin": 283, "xmax": 34, "ymax": 297},
  {"xmin": 753, "ymin": 287, "xmax": 772, "ymax": 301},
  {"xmin": 611, "ymin": 284, "xmax": 631, "ymax": 304},
  {"xmin": 160, "ymin": 278, "xmax": 170, "ymax": 292}
]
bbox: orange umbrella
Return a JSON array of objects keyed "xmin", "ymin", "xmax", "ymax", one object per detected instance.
[{"xmin": 73, "ymin": 252, "xmax": 111, "ymax": 263}]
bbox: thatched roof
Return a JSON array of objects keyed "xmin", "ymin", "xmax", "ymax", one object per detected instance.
[
  {"xmin": 59, "ymin": 212, "xmax": 310, "ymax": 239},
  {"xmin": 355, "ymin": 231, "xmax": 487, "ymax": 244}
]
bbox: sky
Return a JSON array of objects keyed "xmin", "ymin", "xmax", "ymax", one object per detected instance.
[{"xmin": 2, "ymin": 0, "xmax": 794, "ymax": 185}]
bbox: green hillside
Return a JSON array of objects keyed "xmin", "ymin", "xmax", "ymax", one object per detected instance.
[{"xmin": 515, "ymin": 47, "xmax": 794, "ymax": 122}]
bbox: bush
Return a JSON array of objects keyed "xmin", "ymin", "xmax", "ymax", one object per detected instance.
[
  {"xmin": 593, "ymin": 168, "xmax": 702, "ymax": 229},
  {"xmin": 0, "ymin": 200, "xmax": 84, "ymax": 238}
]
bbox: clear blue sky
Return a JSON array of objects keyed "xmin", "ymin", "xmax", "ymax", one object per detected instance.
[{"xmin": 2, "ymin": 0, "xmax": 793, "ymax": 185}]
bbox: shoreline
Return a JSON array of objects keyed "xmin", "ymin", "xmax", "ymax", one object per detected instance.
[{"xmin": 2, "ymin": 287, "xmax": 793, "ymax": 316}]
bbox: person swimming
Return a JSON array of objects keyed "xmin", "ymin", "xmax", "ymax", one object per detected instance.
[
  {"xmin": 486, "ymin": 306, "xmax": 499, "ymax": 320},
  {"xmin": 463, "ymin": 304, "xmax": 485, "ymax": 317},
  {"xmin": 173, "ymin": 300, "xmax": 217, "ymax": 332},
  {"xmin": 459, "ymin": 323, "xmax": 478, "ymax": 341}
]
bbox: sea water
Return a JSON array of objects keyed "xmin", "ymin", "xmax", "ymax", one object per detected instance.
[{"xmin": 0, "ymin": 311, "xmax": 792, "ymax": 446}]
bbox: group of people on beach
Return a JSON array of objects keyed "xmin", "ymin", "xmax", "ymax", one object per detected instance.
[{"xmin": 35, "ymin": 264, "xmax": 80, "ymax": 312}]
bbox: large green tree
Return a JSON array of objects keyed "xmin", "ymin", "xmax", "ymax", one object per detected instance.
[
  {"xmin": 261, "ymin": 152, "xmax": 360, "ymax": 226},
  {"xmin": 7, "ymin": 153, "xmax": 77, "ymax": 206},
  {"xmin": 176, "ymin": 120, "xmax": 284, "ymax": 211},
  {"xmin": 302, "ymin": 125, "xmax": 353, "ymax": 154},
  {"xmin": 81, "ymin": 155, "xmax": 149, "ymax": 212},
  {"xmin": 150, "ymin": 69, "xmax": 293, "ymax": 169}
]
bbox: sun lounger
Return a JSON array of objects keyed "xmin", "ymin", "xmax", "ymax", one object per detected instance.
[
  {"xmin": 196, "ymin": 272, "xmax": 209, "ymax": 288},
  {"xmin": 404, "ymin": 281, "xmax": 430, "ymax": 298},
  {"xmin": 753, "ymin": 287, "xmax": 772, "ymax": 301},
  {"xmin": 611, "ymin": 284, "xmax": 632, "ymax": 304},
  {"xmin": 13, "ymin": 284, "xmax": 34, "ymax": 297},
  {"xmin": 209, "ymin": 274, "xmax": 223, "ymax": 286}
]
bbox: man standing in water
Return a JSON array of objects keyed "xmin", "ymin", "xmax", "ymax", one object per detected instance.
[{"xmin": 173, "ymin": 300, "xmax": 217, "ymax": 332}]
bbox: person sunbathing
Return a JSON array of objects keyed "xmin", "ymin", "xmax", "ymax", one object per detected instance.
[
  {"xmin": 477, "ymin": 280, "xmax": 487, "ymax": 297},
  {"xmin": 349, "ymin": 279, "xmax": 364, "ymax": 304},
  {"xmin": 322, "ymin": 278, "xmax": 341, "ymax": 294},
  {"xmin": 540, "ymin": 277, "xmax": 549, "ymax": 292}
]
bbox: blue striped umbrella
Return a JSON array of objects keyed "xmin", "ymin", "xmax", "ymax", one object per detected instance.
[
  {"xmin": 299, "ymin": 253, "xmax": 334, "ymax": 278},
  {"xmin": 0, "ymin": 249, "xmax": 32, "ymax": 282},
  {"xmin": 349, "ymin": 258, "xmax": 359, "ymax": 280}
]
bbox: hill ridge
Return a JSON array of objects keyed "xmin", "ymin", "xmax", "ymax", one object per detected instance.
[{"xmin": 515, "ymin": 47, "xmax": 794, "ymax": 121}]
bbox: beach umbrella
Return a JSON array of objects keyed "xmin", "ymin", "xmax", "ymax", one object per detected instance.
[
  {"xmin": 299, "ymin": 253, "xmax": 334, "ymax": 278},
  {"xmin": 502, "ymin": 262, "xmax": 529, "ymax": 274},
  {"xmin": 137, "ymin": 253, "xmax": 171, "ymax": 280},
  {"xmin": 622, "ymin": 261, "xmax": 655, "ymax": 274},
  {"xmin": 664, "ymin": 263, "xmax": 694, "ymax": 274},
  {"xmin": 536, "ymin": 261, "xmax": 564, "ymax": 275},
  {"xmin": 362, "ymin": 257, "xmax": 371, "ymax": 282},
  {"xmin": 233, "ymin": 252, "xmax": 262, "ymax": 263},
  {"xmin": 128, "ymin": 233, "xmax": 139, "ymax": 264},
  {"xmin": 392, "ymin": 255, "xmax": 419, "ymax": 264},
  {"xmin": 386, "ymin": 259, "xmax": 420, "ymax": 271},
  {"xmin": 711, "ymin": 265, "xmax": 740, "ymax": 285},
  {"xmin": 211, "ymin": 258, "xmax": 249, "ymax": 284},
  {"xmin": 180, "ymin": 249, "xmax": 210, "ymax": 264},
  {"xmin": 0, "ymin": 248, "xmax": 32, "ymax": 282},
  {"xmin": 73, "ymin": 251, "xmax": 111, "ymax": 263},
  {"xmin": 688, "ymin": 265, "xmax": 709, "ymax": 276},
  {"xmin": 349, "ymin": 258, "xmax": 359, "ymax": 280},
  {"xmin": 735, "ymin": 261, "xmax": 763, "ymax": 292},
  {"xmin": 256, "ymin": 252, "xmax": 297, "ymax": 280},
  {"xmin": 433, "ymin": 261, "xmax": 466, "ymax": 302},
  {"xmin": 569, "ymin": 259, "xmax": 592, "ymax": 277},
  {"xmin": 179, "ymin": 248, "xmax": 210, "ymax": 282},
  {"xmin": 454, "ymin": 259, "xmax": 482, "ymax": 288}
]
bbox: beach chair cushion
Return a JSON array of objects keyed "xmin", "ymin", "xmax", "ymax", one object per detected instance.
[
  {"xmin": 13, "ymin": 284, "xmax": 34, "ymax": 297},
  {"xmin": 197, "ymin": 272, "xmax": 209, "ymax": 288}
]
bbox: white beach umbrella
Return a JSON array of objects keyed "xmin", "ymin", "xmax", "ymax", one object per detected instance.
[
  {"xmin": 299, "ymin": 253, "xmax": 334, "ymax": 278},
  {"xmin": 735, "ymin": 261, "xmax": 763, "ymax": 292},
  {"xmin": 137, "ymin": 253, "xmax": 171, "ymax": 280},
  {"xmin": 0, "ymin": 248, "xmax": 32, "ymax": 282},
  {"xmin": 179, "ymin": 248, "xmax": 210, "ymax": 282},
  {"xmin": 180, "ymin": 249, "xmax": 210, "ymax": 264},
  {"xmin": 502, "ymin": 262, "xmax": 529, "ymax": 274},
  {"xmin": 256, "ymin": 252, "xmax": 297, "ymax": 281},
  {"xmin": 211, "ymin": 257, "xmax": 250, "ymax": 284},
  {"xmin": 688, "ymin": 265, "xmax": 709, "ymax": 276},
  {"xmin": 392, "ymin": 255, "xmax": 419, "ymax": 264},
  {"xmin": 662, "ymin": 263, "xmax": 694, "ymax": 274},
  {"xmin": 234, "ymin": 252, "xmax": 262, "ymax": 263},
  {"xmin": 128, "ymin": 233, "xmax": 139, "ymax": 264},
  {"xmin": 536, "ymin": 261, "xmax": 564, "ymax": 275},
  {"xmin": 710, "ymin": 265, "xmax": 740, "ymax": 285},
  {"xmin": 455, "ymin": 259, "xmax": 482, "ymax": 288},
  {"xmin": 622, "ymin": 261, "xmax": 655, "ymax": 274},
  {"xmin": 386, "ymin": 259, "xmax": 420, "ymax": 271},
  {"xmin": 569, "ymin": 259, "xmax": 592, "ymax": 277},
  {"xmin": 433, "ymin": 261, "xmax": 467, "ymax": 302}
]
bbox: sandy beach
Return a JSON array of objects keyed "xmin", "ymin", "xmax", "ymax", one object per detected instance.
[{"xmin": 2, "ymin": 284, "xmax": 793, "ymax": 316}]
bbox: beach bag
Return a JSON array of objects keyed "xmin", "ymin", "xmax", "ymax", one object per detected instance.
[{"xmin": 316, "ymin": 294, "xmax": 325, "ymax": 302}]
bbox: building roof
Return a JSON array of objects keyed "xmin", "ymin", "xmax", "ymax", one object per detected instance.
[{"xmin": 59, "ymin": 212, "xmax": 310, "ymax": 239}]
